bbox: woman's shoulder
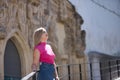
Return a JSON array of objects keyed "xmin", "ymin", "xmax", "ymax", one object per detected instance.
[
  {"xmin": 46, "ymin": 42, "xmax": 52, "ymax": 47},
  {"xmin": 46, "ymin": 41, "xmax": 52, "ymax": 46},
  {"xmin": 34, "ymin": 44, "xmax": 43, "ymax": 50}
]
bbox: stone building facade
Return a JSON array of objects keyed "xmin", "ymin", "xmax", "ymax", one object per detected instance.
[{"xmin": 0, "ymin": 0, "xmax": 86, "ymax": 80}]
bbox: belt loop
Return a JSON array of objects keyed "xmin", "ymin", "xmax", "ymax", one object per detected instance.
[{"xmin": 40, "ymin": 62, "xmax": 42, "ymax": 65}]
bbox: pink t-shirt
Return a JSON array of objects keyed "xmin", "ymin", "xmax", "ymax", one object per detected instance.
[{"xmin": 34, "ymin": 42, "xmax": 55, "ymax": 64}]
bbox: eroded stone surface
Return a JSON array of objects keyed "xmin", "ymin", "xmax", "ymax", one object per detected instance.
[{"xmin": 0, "ymin": 0, "xmax": 86, "ymax": 79}]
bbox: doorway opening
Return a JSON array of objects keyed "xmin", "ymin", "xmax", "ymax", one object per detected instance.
[{"xmin": 4, "ymin": 39, "xmax": 21, "ymax": 80}]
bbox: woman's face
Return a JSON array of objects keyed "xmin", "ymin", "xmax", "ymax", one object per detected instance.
[{"xmin": 41, "ymin": 30, "xmax": 48, "ymax": 41}]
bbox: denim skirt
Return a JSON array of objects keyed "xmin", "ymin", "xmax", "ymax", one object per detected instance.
[{"xmin": 37, "ymin": 62, "xmax": 55, "ymax": 80}]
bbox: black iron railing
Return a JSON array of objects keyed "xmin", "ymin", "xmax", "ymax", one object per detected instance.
[
  {"xmin": 21, "ymin": 59, "xmax": 120, "ymax": 80},
  {"xmin": 100, "ymin": 59, "xmax": 120, "ymax": 80}
]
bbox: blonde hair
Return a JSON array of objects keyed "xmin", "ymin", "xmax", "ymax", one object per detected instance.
[{"xmin": 33, "ymin": 27, "xmax": 46, "ymax": 46}]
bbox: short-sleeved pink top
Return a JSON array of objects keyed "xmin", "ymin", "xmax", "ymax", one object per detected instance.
[{"xmin": 34, "ymin": 42, "xmax": 55, "ymax": 64}]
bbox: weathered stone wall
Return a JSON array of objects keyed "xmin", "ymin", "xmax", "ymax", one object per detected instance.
[{"xmin": 0, "ymin": 0, "xmax": 86, "ymax": 79}]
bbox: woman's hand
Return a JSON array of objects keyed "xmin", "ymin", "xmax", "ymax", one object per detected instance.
[
  {"xmin": 31, "ymin": 64, "xmax": 37, "ymax": 72},
  {"xmin": 55, "ymin": 76, "xmax": 59, "ymax": 80}
]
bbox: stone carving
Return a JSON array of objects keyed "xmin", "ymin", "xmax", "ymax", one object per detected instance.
[
  {"xmin": 0, "ymin": 26, "xmax": 6, "ymax": 39},
  {"xmin": 0, "ymin": 0, "xmax": 86, "ymax": 79},
  {"xmin": 81, "ymin": 30, "xmax": 86, "ymax": 48},
  {"xmin": 29, "ymin": 0, "xmax": 40, "ymax": 6},
  {"xmin": 28, "ymin": 2, "xmax": 40, "ymax": 25},
  {"xmin": 57, "ymin": 0, "xmax": 68, "ymax": 22},
  {"xmin": 3, "ymin": 0, "xmax": 19, "ymax": 30},
  {"xmin": 27, "ymin": 1, "xmax": 41, "ymax": 48},
  {"xmin": 0, "ymin": 0, "xmax": 85, "ymax": 59},
  {"xmin": 17, "ymin": 1, "xmax": 27, "ymax": 30},
  {"xmin": 0, "ymin": 0, "xmax": 8, "ymax": 26}
]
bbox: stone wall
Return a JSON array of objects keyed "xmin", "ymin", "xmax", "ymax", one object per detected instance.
[{"xmin": 0, "ymin": 0, "xmax": 86, "ymax": 79}]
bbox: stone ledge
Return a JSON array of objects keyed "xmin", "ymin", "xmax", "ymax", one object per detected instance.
[
  {"xmin": 61, "ymin": 54, "xmax": 68, "ymax": 60},
  {"xmin": 88, "ymin": 51, "xmax": 120, "ymax": 62}
]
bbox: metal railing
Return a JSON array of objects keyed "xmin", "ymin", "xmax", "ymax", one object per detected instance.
[
  {"xmin": 21, "ymin": 71, "xmax": 39, "ymax": 80},
  {"xmin": 56, "ymin": 64, "xmax": 83, "ymax": 80},
  {"xmin": 21, "ymin": 59, "xmax": 120, "ymax": 80},
  {"xmin": 99, "ymin": 59, "xmax": 120, "ymax": 80}
]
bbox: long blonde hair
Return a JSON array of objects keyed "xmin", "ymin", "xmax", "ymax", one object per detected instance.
[{"xmin": 33, "ymin": 27, "xmax": 46, "ymax": 46}]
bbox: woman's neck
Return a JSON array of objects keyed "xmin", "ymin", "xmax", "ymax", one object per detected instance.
[{"xmin": 40, "ymin": 40, "xmax": 47, "ymax": 43}]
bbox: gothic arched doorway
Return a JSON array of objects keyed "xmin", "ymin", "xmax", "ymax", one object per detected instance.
[{"xmin": 4, "ymin": 39, "xmax": 21, "ymax": 80}]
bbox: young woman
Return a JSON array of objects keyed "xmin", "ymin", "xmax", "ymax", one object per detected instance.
[{"xmin": 32, "ymin": 27, "xmax": 59, "ymax": 80}]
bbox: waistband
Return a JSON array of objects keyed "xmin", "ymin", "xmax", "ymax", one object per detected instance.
[{"xmin": 40, "ymin": 62, "xmax": 54, "ymax": 65}]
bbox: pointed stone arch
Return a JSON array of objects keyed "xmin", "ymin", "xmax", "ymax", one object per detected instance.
[
  {"xmin": 4, "ymin": 39, "xmax": 21, "ymax": 79},
  {"xmin": 3, "ymin": 29, "xmax": 31, "ymax": 78}
]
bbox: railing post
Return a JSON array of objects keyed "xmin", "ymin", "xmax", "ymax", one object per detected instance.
[
  {"xmin": 90, "ymin": 63, "xmax": 93, "ymax": 80},
  {"xmin": 56, "ymin": 66, "xmax": 59, "ymax": 74},
  {"xmin": 116, "ymin": 60, "xmax": 120, "ymax": 77},
  {"xmin": 79, "ymin": 64, "xmax": 82, "ymax": 80},
  {"xmin": 68, "ymin": 65, "xmax": 70, "ymax": 80},
  {"xmin": 32, "ymin": 73, "xmax": 36, "ymax": 80},
  {"xmin": 109, "ymin": 61, "xmax": 112, "ymax": 80},
  {"xmin": 32, "ymin": 70, "xmax": 39, "ymax": 80},
  {"xmin": 99, "ymin": 62, "xmax": 102, "ymax": 80}
]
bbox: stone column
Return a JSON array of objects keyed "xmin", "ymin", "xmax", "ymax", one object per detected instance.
[
  {"xmin": 58, "ymin": 56, "xmax": 68, "ymax": 80},
  {"xmin": 0, "ymin": 40, "xmax": 4, "ymax": 80},
  {"xmin": 0, "ymin": 27, "xmax": 6, "ymax": 79}
]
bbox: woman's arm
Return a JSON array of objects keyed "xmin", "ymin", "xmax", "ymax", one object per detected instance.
[
  {"xmin": 54, "ymin": 62, "xmax": 59, "ymax": 80},
  {"xmin": 32, "ymin": 49, "xmax": 40, "ymax": 71}
]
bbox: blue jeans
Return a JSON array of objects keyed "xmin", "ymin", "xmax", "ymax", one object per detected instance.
[{"xmin": 37, "ymin": 62, "xmax": 55, "ymax": 80}]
